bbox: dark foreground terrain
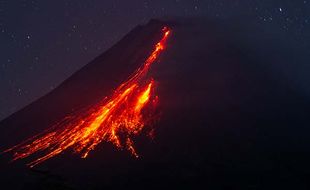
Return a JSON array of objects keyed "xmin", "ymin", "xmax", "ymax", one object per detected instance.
[{"xmin": 0, "ymin": 18, "xmax": 309, "ymax": 189}]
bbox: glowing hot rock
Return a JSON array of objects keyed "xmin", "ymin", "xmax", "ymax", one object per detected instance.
[{"xmin": 4, "ymin": 27, "xmax": 171, "ymax": 167}]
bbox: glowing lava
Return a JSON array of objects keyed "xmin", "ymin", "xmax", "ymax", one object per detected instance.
[{"xmin": 4, "ymin": 27, "xmax": 171, "ymax": 167}]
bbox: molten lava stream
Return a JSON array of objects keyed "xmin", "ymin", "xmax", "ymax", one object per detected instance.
[{"xmin": 3, "ymin": 27, "xmax": 171, "ymax": 167}]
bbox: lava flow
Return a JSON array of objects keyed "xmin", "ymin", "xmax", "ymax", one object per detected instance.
[{"xmin": 4, "ymin": 27, "xmax": 171, "ymax": 167}]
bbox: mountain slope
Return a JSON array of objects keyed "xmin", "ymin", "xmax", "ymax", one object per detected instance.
[{"xmin": 1, "ymin": 18, "xmax": 310, "ymax": 189}]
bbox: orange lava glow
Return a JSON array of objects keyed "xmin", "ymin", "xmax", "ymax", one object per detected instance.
[{"xmin": 4, "ymin": 27, "xmax": 171, "ymax": 167}]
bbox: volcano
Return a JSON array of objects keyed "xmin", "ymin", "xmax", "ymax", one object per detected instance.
[{"xmin": 1, "ymin": 19, "xmax": 310, "ymax": 189}]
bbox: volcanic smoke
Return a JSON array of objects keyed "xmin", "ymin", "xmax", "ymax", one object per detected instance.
[{"xmin": 4, "ymin": 27, "xmax": 171, "ymax": 167}]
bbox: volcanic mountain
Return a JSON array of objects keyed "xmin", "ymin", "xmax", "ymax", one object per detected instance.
[{"xmin": 1, "ymin": 19, "xmax": 309, "ymax": 189}]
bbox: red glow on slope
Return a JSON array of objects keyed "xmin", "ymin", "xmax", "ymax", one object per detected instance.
[{"xmin": 4, "ymin": 27, "xmax": 171, "ymax": 167}]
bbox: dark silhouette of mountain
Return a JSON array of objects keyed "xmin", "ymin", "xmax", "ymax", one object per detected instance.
[{"xmin": 1, "ymin": 18, "xmax": 310, "ymax": 189}]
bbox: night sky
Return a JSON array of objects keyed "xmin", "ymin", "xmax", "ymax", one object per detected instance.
[{"xmin": 0, "ymin": 0, "xmax": 309, "ymax": 120}]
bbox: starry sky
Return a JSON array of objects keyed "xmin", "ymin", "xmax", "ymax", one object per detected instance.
[{"xmin": 0, "ymin": 0, "xmax": 309, "ymax": 120}]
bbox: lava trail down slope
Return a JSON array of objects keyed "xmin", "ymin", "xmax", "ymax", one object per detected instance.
[{"xmin": 3, "ymin": 27, "xmax": 170, "ymax": 167}]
